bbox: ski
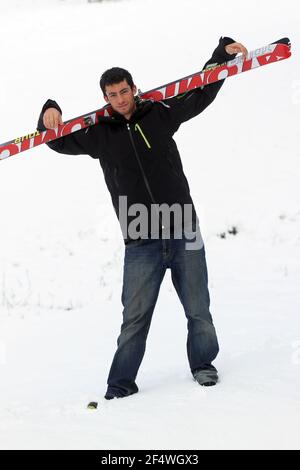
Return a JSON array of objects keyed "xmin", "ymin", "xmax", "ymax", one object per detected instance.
[{"xmin": 0, "ymin": 38, "xmax": 291, "ymax": 161}]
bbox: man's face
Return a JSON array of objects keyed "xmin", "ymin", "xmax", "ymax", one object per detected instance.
[{"xmin": 104, "ymin": 80, "xmax": 137, "ymax": 119}]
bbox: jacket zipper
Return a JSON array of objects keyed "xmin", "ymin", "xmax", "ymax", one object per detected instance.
[{"xmin": 127, "ymin": 123, "xmax": 164, "ymax": 230}]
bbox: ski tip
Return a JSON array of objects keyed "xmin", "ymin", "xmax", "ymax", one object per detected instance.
[
  {"xmin": 271, "ymin": 37, "xmax": 291, "ymax": 48},
  {"xmin": 87, "ymin": 401, "xmax": 98, "ymax": 410}
]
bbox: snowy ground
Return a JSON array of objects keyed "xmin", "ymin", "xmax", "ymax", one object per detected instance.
[{"xmin": 0, "ymin": 0, "xmax": 300, "ymax": 450}]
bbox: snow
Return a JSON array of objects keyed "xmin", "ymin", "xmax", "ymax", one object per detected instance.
[{"xmin": 0, "ymin": 0, "xmax": 300, "ymax": 450}]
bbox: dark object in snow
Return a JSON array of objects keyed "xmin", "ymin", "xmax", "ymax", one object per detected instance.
[
  {"xmin": 228, "ymin": 226, "xmax": 238, "ymax": 236},
  {"xmin": 218, "ymin": 225, "xmax": 238, "ymax": 239},
  {"xmin": 87, "ymin": 401, "xmax": 98, "ymax": 409}
]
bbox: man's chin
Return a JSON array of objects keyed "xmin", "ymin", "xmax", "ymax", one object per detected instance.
[{"xmin": 117, "ymin": 107, "xmax": 129, "ymax": 114}]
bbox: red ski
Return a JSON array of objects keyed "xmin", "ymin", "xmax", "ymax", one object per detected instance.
[{"xmin": 0, "ymin": 38, "xmax": 291, "ymax": 161}]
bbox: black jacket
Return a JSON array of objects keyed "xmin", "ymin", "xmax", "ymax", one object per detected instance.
[{"xmin": 38, "ymin": 37, "xmax": 236, "ymax": 243}]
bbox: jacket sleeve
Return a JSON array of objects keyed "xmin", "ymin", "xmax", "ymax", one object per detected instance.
[
  {"xmin": 164, "ymin": 37, "xmax": 237, "ymax": 133},
  {"xmin": 37, "ymin": 99, "xmax": 99, "ymax": 158}
]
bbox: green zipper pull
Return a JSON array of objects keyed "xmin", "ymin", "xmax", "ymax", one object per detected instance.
[{"xmin": 134, "ymin": 123, "xmax": 152, "ymax": 149}]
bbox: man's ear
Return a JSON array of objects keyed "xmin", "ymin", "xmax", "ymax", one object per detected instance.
[
  {"xmin": 104, "ymin": 94, "xmax": 109, "ymax": 103},
  {"xmin": 132, "ymin": 85, "xmax": 137, "ymax": 95}
]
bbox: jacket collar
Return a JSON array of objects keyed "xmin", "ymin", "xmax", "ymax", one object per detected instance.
[{"xmin": 98, "ymin": 98, "xmax": 154, "ymax": 125}]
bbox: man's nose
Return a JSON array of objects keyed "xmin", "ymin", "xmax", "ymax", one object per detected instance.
[{"xmin": 117, "ymin": 94, "xmax": 125, "ymax": 104}]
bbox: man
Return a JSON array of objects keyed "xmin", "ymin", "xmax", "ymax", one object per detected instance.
[{"xmin": 38, "ymin": 37, "xmax": 248, "ymax": 400}]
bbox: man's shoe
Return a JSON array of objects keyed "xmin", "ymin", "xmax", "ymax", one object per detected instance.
[
  {"xmin": 193, "ymin": 365, "xmax": 218, "ymax": 387},
  {"xmin": 201, "ymin": 381, "xmax": 217, "ymax": 387},
  {"xmin": 104, "ymin": 394, "xmax": 118, "ymax": 400},
  {"xmin": 104, "ymin": 388, "xmax": 138, "ymax": 400}
]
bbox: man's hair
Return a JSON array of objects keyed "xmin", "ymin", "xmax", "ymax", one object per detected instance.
[{"xmin": 100, "ymin": 67, "xmax": 134, "ymax": 95}]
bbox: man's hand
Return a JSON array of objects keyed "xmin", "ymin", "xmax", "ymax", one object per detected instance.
[
  {"xmin": 225, "ymin": 42, "xmax": 248, "ymax": 58},
  {"xmin": 43, "ymin": 107, "xmax": 63, "ymax": 129}
]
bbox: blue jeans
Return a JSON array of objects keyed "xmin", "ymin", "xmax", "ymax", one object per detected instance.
[{"xmin": 106, "ymin": 229, "xmax": 219, "ymax": 398}]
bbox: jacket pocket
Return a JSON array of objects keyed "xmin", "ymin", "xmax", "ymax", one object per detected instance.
[{"xmin": 134, "ymin": 123, "xmax": 152, "ymax": 150}]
